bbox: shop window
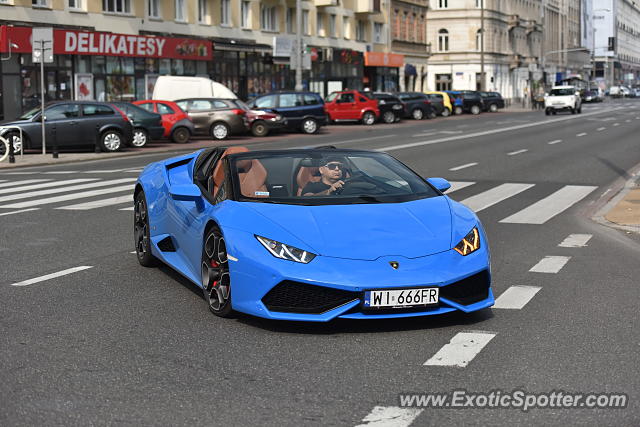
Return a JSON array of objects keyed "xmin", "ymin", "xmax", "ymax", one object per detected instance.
[
  {"xmin": 221, "ymin": 0, "xmax": 231, "ymax": 25},
  {"xmin": 103, "ymin": 0, "xmax": 131, "ymax": 14},
  {"xmin": 261, "ymin": 6, "xmax": 277, "ymax": 31},
  {"xmin": 106, "ymin": 76, "xmax": 134, "ymax": 101},
  {"xmin": 438, "ymin": 29, "xmax": 449, "ymax": 52},
  {"xmin": 172, "ymin": 59, "xmax": 184, "ymax": 75},
  {"xmin": 159, "ymin": 59, "xmax": 171, "ymax": 74},
  {"xmin": 148, "ymin": 0, "xmax": 160, "ymax": 18},
  {"xmin": 83, "ymin": 104, "xmax": 114, "ymax": 116}
]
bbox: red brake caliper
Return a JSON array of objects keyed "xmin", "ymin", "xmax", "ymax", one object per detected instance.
[{"xmin": 210, "ymin": 260, "xmax": 219, "ymax": 268}]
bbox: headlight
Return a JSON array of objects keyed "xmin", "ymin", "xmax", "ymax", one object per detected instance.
[
  {"xmin": 379, "ymin": 99, "xmax": 386, "ymax": 105},
  {"xmin": 275, "ymin": 114, "xmax": 282, "ymax": 121},
  {"xmin": 256, "ymin": 235, "xmax": 316, "ymax": 263},
  {"xmin": 453, "ymin": 227, "xmax": 480, "ymax": 256}
]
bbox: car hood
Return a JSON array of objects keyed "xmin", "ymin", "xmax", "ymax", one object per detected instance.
[
  {"xmin": 0, "ymin": 118, "xmax": 31, "ymax": 128},
  {"xmin": 244, "ymin": 196, "xmax": 453, "ymax": 260}
]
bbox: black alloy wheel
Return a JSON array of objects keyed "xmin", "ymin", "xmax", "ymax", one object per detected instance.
[
  {"xmin": 201, "ymin": 226, "xmax": 234, "ymax": 317},
  {"xmin": 134, "ymin": 191, "xmax": 157, "ymax": 267}
]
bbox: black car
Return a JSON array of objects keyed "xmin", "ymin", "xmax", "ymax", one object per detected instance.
[
  {"xmin": 396, "ymin": 92, "xmax": 437, "ymax": 120},
  {"xmin": 479, "ymin": 91, "xmax": 505, "ymax": 112},
  {"xmin": 247, "ymin": 91, "xmax": 327, "ymax": 134},
  {"xmin": 369, "ymin": 92, "xmax": 405, "ymax": 123},
  {"xmin": 448, "ymin": 91, "xmax": 483, "ymax": 115},
  {"xmin": 0, "ymin": 101, "xmax": 133, "ymax": 153},
  {"xmin": 110, "ymin": 102, "xmax": 164, "ymax": 148}
]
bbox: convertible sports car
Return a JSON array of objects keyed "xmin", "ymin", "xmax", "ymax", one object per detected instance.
[{"xmin": 134, "ymin": 147, "xmax": 494, "ymax": 321}]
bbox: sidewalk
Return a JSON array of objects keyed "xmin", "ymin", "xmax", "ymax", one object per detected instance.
[{"xmin": 605, "ymin": 179, "xmax": 640, "ymax": 228}]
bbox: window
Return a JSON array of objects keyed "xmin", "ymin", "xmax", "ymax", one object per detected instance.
[
  {"xmin": 329, "ymin": 14, "xmax": 337, "ymax": 37},
  {"xmin": 476, "ymin": 0, "xmax": 483, "ymax": 7},
  {"xmin": 241, "ymin": 1, "xmax": 251, "ymax": 28},
  {"xmin": 303, "ymin": 94, "xmax": 320, "ymax": 105},
  {"xmin": 45, "ymin": 104, "xmax": 79, "ymax": 120},
  {"xmin": 343, "ymin": 16, "xmax": 350, "ymax": 40},
  {"xmin": 137, "ymin": 103, "xmax": 155, "ymax": 113},
  {"xmin": 476, "ymin": 29, "xmax": 482, "ymax": 51},
  {"xmin": 303, "ymin": 10, "xmax": 309, "ymax": 35},
  {"xmin": 438, "ymin": 29, "xmax": 449, "ymax": 52},
  {"xmin": 175, "ymin": 0, "xmax": 185, "ymax": 21},
  {"xmin": 286, "ymin": 8, "xmax": 294, "ymax": 34},
  {"xmin": 339, "ymin": 93, "xmax": 354, "ymax": 103},
  {"xmin": 279, "ymin": 94, "xmax": 300, "ymax": 107},
  {"xmin": 158, "ymin": 103, "xmax": 175, "ymax": 114},
  {"xmin": 261, "ymin": 6, "xmax": 277, "ymax": 31},
  {"xmin": 32, "ymin": 0, "xmax": 49, "ymax": 6},
  {"xmin": 221, "ymin": 0, "xmax": 231, "ymax": 25},
  {"xmin": 198, "ymin": 0, "xmax": 208, "ymax": 23},
  {"xmin": 317, "ymin": 13, "xmax": 325, "ymax": 37},
  {"xmin": 103, "ymin": 0, "xmax": 131, "ymax": 13},
  {"xmin": 438, "ymin": 0, "xmax": 448, "ymax": 8},
  {"xmin": 374, "ymin": 23, "xmax": 383, "ymax": 44},
  {"xmin": 68, "ymin": 0, "xmax": 83, "ymax": 9},
  {"xmin": 148, "ymin": 0, "xmax": 160, "ymax": 17},
  {"xmin": 82, "ymin": 104, "xmax": 114, "ymax": 116},
  {"xmin": 356, "ymin": 20, "xmax": 366, "ymax": 41},
  {"xmin": 255, "ymin": 95, "xmax": 277, "ymax": 109}
]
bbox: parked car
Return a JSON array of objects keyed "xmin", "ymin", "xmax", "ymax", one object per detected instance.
[
  {"xmin": 174, "ymin": 98, "xmax": 248, "ymax": 140},
  {"xmin": 152, "ymin": 76, "xmax": 237, "ymax": 101},
  {"xmin": 609, "ymin": 85, "xmax": 631, "ymax": 98},
  {"xmin": 544, "ymin": 86, "xmax": 582, "ymax": 115},
  {"xmin": 247, "ymin": 91, "xmax": 327, "ymax": 134},
  {"xmin": 396, "ymin": 92, "xmax": 437, "ymax": 120},
  {"xmin": 234, "ymin": 99, "xmax": 287, "ymax": 137},
  {"xmin": 110, "ymin": 102, "xmax": 164, "ymax": 148},
  {"xmin": 582, "ymin": 89, "xmax": 603, "ymax": 103},
  {"xmin": 424, "ymin": 91, "xmax": 452, "ymax": 117},
  {"xmin": 0, "ymin": 101, "xmax": 133, "ymax": 153},
  {"xmin": 324, "ymin": 90, "xmax": 380, "ymax": 125},
  {"xmin": 446, "ymin": 91, "xmax": 483, "ymax": 115},
  {"xmin": 369, "ymin": 92, "xmax": 405, "ymax": 123},
  {"xmin": 479, "ymin": 91, "xmax": 505, "ymax": 112},
  {"xmin": 133, "ymin": 100, "xmax": 194, "ymax": 144}
]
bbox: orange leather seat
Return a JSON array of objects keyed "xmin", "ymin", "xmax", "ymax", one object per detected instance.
[
  {"xmin": 296, "ymin": 167, "xmax": 321, "ymax": 196},
  {"xmin": 212, "ymin": 146, "xmax": 268, "ymax": 197},
  {"xmin": 212, "ymin": 146, "xmax": 249, "ymax": 195}
]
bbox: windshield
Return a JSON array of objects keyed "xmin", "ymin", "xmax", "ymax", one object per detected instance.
[
  {"xmin": 234, "ymin": 100, "xmax": 251, "ymax": 111},
  {"xmin": 19, "ymin": 106, "xmax": 41, "ymax": 120},
  {"xmin": 228, "ymin": 150, "xmax": 439, "ymax": 205},
  {"xmin": 549, "ymin": 88, "xmax": 575, "ymax": 96}
]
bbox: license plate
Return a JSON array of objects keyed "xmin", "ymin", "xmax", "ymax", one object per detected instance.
[{"xmin": 364, "ymin": 287, "xmax": 439, "ymax": 309}]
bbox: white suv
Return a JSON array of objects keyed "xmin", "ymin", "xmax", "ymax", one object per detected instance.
[{"xmin": 544, "ymin": 86, "xmax": 582, "ymax": 115}]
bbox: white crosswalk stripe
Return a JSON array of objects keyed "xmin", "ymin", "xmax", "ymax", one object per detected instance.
[
  {"xmin": 57, "ymin": 195, "xmax": 132, "ymax": 210},
  {"xmin": 499, "ymin": 185, "xmax": 597, "ymax": 224},
  {"xmin": 424, "ymin": 332, "xmax": 496, "ymax": 367},
  {"xmin": 355, "ymin": 407, "xmax": 423, "ymax": 427},
  {"xmin": 0, "ymin": 184, "xmax": 134, "ymax": 209},
  {"xmin": 493, "ymin": 286, "xmax": 541, "ymax": 309},
  {"xmin": 0, "ymin": 179, "xmax": 51, "ymax": 189},
  {"xmin": 0, "ymin": 178, "xmax": 98, "ymax": 195},
  {"xmin": 529, "ymin": 256, "xmax": 571, "ymax": 273},
  {"xmin": 445, "ymin": 181, "xmax": 476, "ymax": 194},
  {"xmin": 558, "ymin": 234, "xmax": 592, "ymax": 247},
  {"xmin": 460, "ymin": 183, "xmax": 535, "ymax": 213},
  {"xmin": 0, "ymin": 178, "xmax": 136, "ymax": 203}
]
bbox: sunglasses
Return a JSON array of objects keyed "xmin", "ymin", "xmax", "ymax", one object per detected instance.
[{"xmin": 324, "ymin": 163, "xmax": 344, "ymax": 170}]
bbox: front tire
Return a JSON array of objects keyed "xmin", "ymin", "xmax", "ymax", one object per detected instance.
[
  {"xmin": 362, "ymin": 111, "xmax": 376, "ymax": 125},
  {"xmin": 131, "ymin": 128, "xmax": 148, "ymax": 148},
  {"xmin": 454, "ymin": 106, "xmax": 463, "ymax": 115},
  {"xmin": 489, "ymin": 104, "xmax": 498, "ymax": 112},
  {"xmin": 382, "ymin": 111, "xmax": 396, "ymax": 124},
  {"xmin": 411, "ymin": 108, "xmax": 424, "ymax": 120},
  {"xmin": 100, "ymin": 130, "xmax": 122, "ymax": 152},
  {"xmin": 301, "ymin": 118, "xmax": 318, "ymax": 134},
  {"xmin": 201, "ymin": 226, "xmax": 234, "ymax": 318},
  {"xmin": 211, "ymin": 122, "xmax": 230, "ymax": 140},
  {"xmin": 251, "ymin": 121, "xmax": 269, "ymax": 137},
  {"xmin": 134, "ymin": 191, "xmax": 157, "ymax": 267},
  {"xmin": 470, "ymin": 105, "xmax": 481, "ymax": 115}
]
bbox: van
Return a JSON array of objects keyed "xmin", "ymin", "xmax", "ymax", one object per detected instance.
[{"xmin": 152, "ymin": 76, "xmax": 237, "ymax": 101}]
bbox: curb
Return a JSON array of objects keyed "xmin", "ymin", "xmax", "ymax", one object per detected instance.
[{"xmin": 590, "ymin": 163, "xmax": 640, "ymax": 234}]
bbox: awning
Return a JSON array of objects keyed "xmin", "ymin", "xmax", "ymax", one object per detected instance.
[
  {"xmin": 404, "ymin": 63, "xmax": 417, "ymax": 76},
  {"xmin": 364, "ymin": 51, "xmax": 404, "ymax": 67}
]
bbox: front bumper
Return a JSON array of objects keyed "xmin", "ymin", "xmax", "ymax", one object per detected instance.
[{"xmin": 223, "ymin": 229, "xmax": 493, "ymax": 322}]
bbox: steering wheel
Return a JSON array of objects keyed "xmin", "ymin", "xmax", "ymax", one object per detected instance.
[{"xmin": 334, "ymin": 172, "xmax": 385, "ymax": 195}]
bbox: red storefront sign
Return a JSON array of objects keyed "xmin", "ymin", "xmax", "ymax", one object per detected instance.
[{"xmin": 0, "ymin": 26, "xmax": 212, "ymax": 60}]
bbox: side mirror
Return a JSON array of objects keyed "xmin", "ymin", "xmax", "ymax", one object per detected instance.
[
  {"xmin": 170, "ymin": 184, "xmax": 201, "ymax": 201},
  {"xmin": 427, "ymin": 177, "xmax": 451, "ymax": 193}
]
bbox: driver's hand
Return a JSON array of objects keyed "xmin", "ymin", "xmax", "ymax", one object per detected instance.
[{"xmin": 328, "ymin": 180, "xmax": 345, "ymax": 194}]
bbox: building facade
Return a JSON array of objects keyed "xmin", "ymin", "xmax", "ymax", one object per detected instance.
[
  {"xmin": 390, "ymin": 0, "xmax": 430, "ymax": 92},
  {"xmin": 0, "ymin": 0, "xmax": 397, "ymax": 120}
]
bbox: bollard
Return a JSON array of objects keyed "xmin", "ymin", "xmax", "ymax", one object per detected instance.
[
  {"xmin": 52, "ymin": 127, "xmax": 59, "ymax": 159},
  {"xmin": 8, "ymin": 134, "xmax": 15, "ymax": 164}
]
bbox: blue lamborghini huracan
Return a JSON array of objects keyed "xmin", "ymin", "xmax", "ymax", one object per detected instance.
[{"xmin": 134, "ymin": 146, "xmax": 494, "ymax": 321}]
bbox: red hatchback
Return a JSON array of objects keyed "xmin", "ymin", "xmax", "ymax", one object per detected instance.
[
  {"xmin": 325, "ymin": 90, "xmax": 380, "ymax": 125},
  {"xmin": 132, "ymin": 100, "xmax": 195, "ymax": 143}
]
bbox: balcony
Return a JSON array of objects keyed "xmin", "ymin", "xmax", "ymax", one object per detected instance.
[
  {"xmin": 508, "ymin": 15, "xmax": 520, "ymax": 31},
  {"xmin": 509, "ymin": 54, "xmax": 522, "ymax": 69},
  {"xmin": 355, "ymin": 0, "xmax": 382, "ymax": 14},
  {"xmin": 524, "ymin": 21, "xmax": 542, "ymax": 35},
  {"xmin": 314, "ymin": 0, "xmax": 339, "ymax": 6}
]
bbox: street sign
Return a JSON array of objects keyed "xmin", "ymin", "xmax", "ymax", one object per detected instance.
[
  {"xmin": 528, "ymin": 63, "xmax": 538, "ymax": 72},
  {"xmin": 32, "ymin": 27, "xmax": 54, "ymax": 63},
  {"xmin": 273, "ymin": 36, "xmax": 293, "ymax": 57}
]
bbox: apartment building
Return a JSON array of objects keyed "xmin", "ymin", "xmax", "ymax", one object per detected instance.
[
  {"xmin": 0, "ymin": 0, "xmax": 396, "ymax": 120},
  {"xmin": 390, "ymin": 0, "xmax": 431, "ymax": 92}
]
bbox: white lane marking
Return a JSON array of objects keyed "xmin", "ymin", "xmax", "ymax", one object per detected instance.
[
  {"xmin": 10, "ymin": 266, "xmax": 93, "ymax": 287},
  {"xmin": 0, "ymin": 178, "xmax": 98, "ymax": 195},
  {"xmin": 3, "ymin": 171, "xmax": 36, "ymax": 175},
  {"xmin": 440, "ymin": 130, "xmax": 464, "ymax": 134},
  {"xmin": 0, "ymin": 208, "xmax": 40, "ymax": 216},
  {"xmin": 0, "ymin": 180, "xmax": 5, "ymax": 183},
  {"xmin": 613, "ymin": 123, "xmax": 620, "ymax": 126},
  {"xmin": 0, "ymin": 178, "xmax": 136, "ymax": 203},
  {"xmin": 625, "ymin": 119, "xmax": 631, "ymax": 123},
  {"xmin": 376, "ymin": 107, "xmax": 622, "ymax": 152},
  {"xmin": 56, "ymin": 195, "xmax": 132, "ymax": 210},
  {"xmin": 445, "ymin": 181, "xmax": 476, "ymax": 194},
  {"xmin": 119, "ymin": 206, "xmax": 134, "ymax": 211},
  {"xmin": 449, "ymin": 162, "xmax": 478, "ymax": 171},
  {"xmin": 499, "ymin": 185, "xmax": 597, "ymax": 224},
  {"xmin": 0, "ymin": 184, "xmax": 134, "ymax": 209},
  {"xmin": 547, "ymin": 139, "xmax": 562, "ymax": 145},
  {"xmin": 558, "ymin": 233, "xmax": 592, "ymax": 247},
  {"xmin": 596, "ymin": 127, "xmax": 606, "ymax": 131},
  {"xmin": 507, "ymin": 149, "xmax": 528, "ymax": 156},
  {"xmin": 84, "ymin": 169, "xmax": 125, "ymax": 173},
  {"xmin": 355, "ymin": 406, "xmax": 423, "ymax": 427},
  {"xmin": 424, "ymin": 332, "xmax": 496, "ymax": 367},
  {"xmin": 42, "ymin": 171, "xmax": 78, "ymax": 174},
  {"xmin": 529, "ymin": 256, "xmax": 571, "ymax": 273},
  {"xmin": 576, "ymin": 132, "xmax": 587, "ymax": 137},
  {"xmin": 0, "ymin": 179, "xmax": 51, "ymax": 189},
  {"xmin": 460, "ymin": 183, "xmax": 535, "ymax": 213},
  {"xmin": 124, "ymin": 169, "xmax": 143, "ymax": 172},
  {"xmin": 493, "ymin": 286, "xmax": 541, "ymax": 309},
  {"xmin": 412, "ymin": 131, "xmax": 438, "ymax": 137},
  {"xmin": 320, "ymin": 134, "xmax": 395, "ymax": 147}
]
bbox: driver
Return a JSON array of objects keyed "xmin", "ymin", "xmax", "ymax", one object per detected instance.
[{"xmin": 302, "ymin": 157, "xmax": 346, "ymax": 196}]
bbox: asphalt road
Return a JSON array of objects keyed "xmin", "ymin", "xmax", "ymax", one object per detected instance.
[{"xmin": 1, "ymin": 99, "xmax": 640, "ymax": 426}]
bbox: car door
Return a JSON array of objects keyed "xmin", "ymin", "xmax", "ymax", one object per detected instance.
[
  {"xmin": 78, "ymin": 104, "xmax": 118, "ymax": 147},
  {"xmin": 44, "ymin": 103, "xmax": 81, "ymax": 147},
  {"xmin": 335, "ymin": 92, "xmax": 356, "ymax": 119},
  {"xmin": 155, "ymin": 102, "xmax": 178, "ymax": 135},
  {"xmin": 184, "ymin": 99, "xmax": 215, "ymax": 135},
  {"xmin": 277, "ymin": 93, "xmax": 302, "ymax": 128}
]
